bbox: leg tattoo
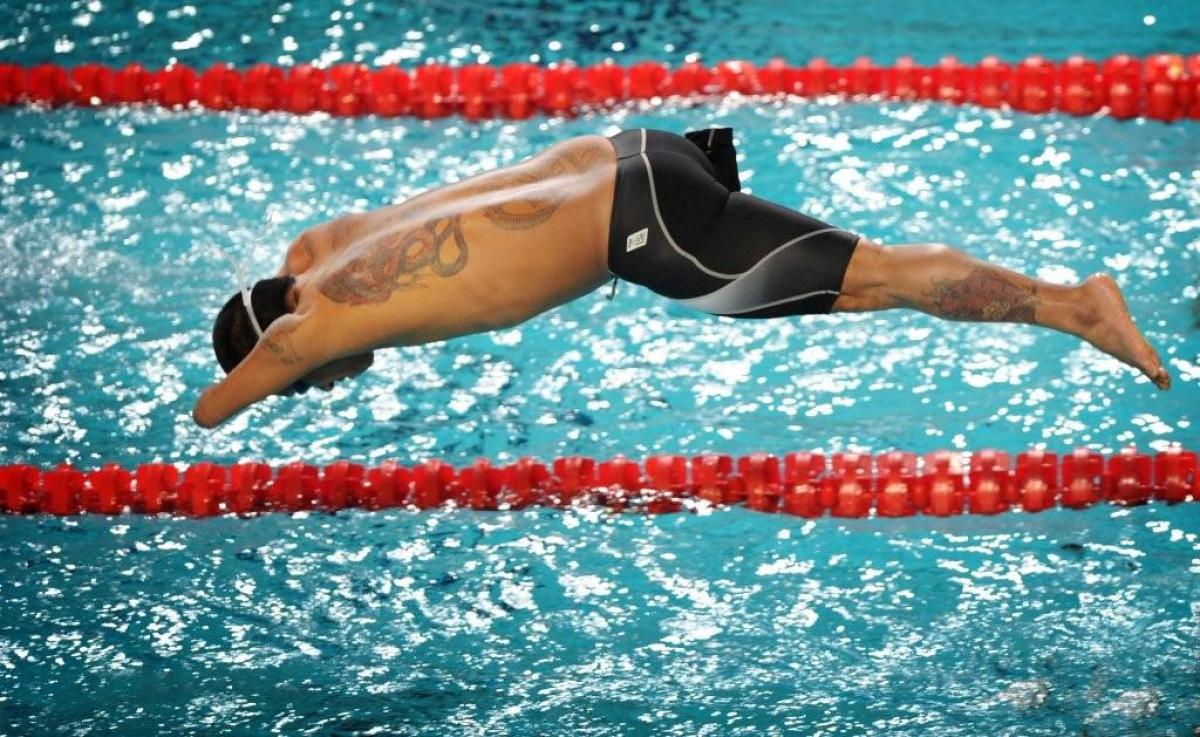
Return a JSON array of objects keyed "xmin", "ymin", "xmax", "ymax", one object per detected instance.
[{"xmin": 925, "ymin": 267, "xmax": 1040, "ymax": 323}]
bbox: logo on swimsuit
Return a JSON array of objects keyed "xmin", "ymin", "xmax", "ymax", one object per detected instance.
[{"xmin": 626, "ymin": 227, "xmax": 649, "ymax": 252}]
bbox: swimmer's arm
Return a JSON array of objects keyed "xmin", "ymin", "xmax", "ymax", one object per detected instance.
[{"xmin": 192, "ymin": 314, "xmax": 330, "ymax": 428}]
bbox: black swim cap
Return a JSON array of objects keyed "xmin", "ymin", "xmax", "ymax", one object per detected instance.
[{"xmin": 211, "ymin": 275, "xmax": 295, "ymax": 374}]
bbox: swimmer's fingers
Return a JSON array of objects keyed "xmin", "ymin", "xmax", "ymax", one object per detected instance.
[{"xmin": 192, "ymin": 314, "xmax": 329, "ymax": 429}]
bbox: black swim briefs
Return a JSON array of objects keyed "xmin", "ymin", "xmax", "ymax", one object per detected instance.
[{"xmin": 605, "ymin": 128, "xmax": 860, "ymax": 317}]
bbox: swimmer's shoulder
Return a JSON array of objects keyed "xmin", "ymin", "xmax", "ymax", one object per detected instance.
[{"xmin": 277, "ymin": 213, "xmax": 368, "ymax": 277}]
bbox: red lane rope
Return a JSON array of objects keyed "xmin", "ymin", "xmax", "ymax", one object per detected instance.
[
  {"xmin": 0, "ymin": 54, "xmax": 1198, "ymax": 122},
  {"xmin": 2, "ymin": 448, "xmax": 1195, "ymax": 518}
]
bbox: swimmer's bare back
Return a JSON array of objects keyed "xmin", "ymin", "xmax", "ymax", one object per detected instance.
[{"xmin": 192, "ymin": 135, "xmax": 617, "ymax": 428}]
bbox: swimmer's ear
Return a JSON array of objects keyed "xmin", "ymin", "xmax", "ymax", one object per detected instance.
[{"xmin": 193, "ymin": 314, "xmax": 330, "ymax": 428}]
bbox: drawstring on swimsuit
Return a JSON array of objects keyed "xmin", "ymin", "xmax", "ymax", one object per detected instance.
[{"xmin": 607, "ymin": 276, "xmax": 618, "ymax": 300}]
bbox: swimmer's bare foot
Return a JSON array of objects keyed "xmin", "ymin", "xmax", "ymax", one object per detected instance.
[{"xmin": 1073, "ymin": 274, "xmax": 1171, "ymax": 390}]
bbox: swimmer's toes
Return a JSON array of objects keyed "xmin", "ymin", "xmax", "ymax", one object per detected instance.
[
  {"xmin": 1133, "ymin": 344, "xmax": 1168, "ymax": 390},
  {"xmin": 1154, "ymin": 365, "xmax": 1171, "ymax": 391},
  {"xmin": 1142, "ymin": 346, "xmax": 1170, "ymax": 390}
]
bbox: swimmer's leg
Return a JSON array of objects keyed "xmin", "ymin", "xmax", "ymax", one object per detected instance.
[{"xmin": 832, "ymin": 238, "xmax": 1170, "ymax": 390}]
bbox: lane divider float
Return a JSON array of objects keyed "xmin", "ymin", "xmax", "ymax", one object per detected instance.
[
  {"xmin": 0, "ymin": 54, "xmax": 1198, "ymax": 122},
  {"xmin": 1, "ymin": 447, "xmax": 1195, "ymax": 518}
]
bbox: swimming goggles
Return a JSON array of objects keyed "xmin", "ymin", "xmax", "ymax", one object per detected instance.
[
  {"xmin": 215, "ymin": 247, "xmax": 265, "ymax": 339},
  {"xmin": 216, "ymin": 247, "xmax": 311, "ymax": 395}
]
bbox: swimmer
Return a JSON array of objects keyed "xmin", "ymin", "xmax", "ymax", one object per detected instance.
[{"xmin": 193, "ymin": 128, "xmax": 1170, "ymax": 428}]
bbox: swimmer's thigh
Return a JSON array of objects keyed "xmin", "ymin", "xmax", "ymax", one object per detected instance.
[{"xmin": 679, "ymin": 192, "xmax": 860, "ymax": 318}]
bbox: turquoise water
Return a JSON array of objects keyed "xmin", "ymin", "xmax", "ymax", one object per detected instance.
[
  {"xmin": 2, "ymin": 505, "xmax": 1199, "ymax": 735},
  {"xmin": 2, "ymin": 0, "xmax": 1199, "ymax": 735},
  {"xmin": 2, "ymin": 96, "xmax": 1197, "ymax": 466}
]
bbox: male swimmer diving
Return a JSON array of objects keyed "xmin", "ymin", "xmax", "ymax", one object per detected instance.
[{"xmin": 193, "ymin": 128, "xmax": 1170, "ymax": 429}]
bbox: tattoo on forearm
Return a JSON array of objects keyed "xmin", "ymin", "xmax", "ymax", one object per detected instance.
[
  {"xmin": 319, "ymin": 215, "xmax": 469, "ymax": 305},
  {"xmin": 926, "ymin": 267, "xmax": 1040, "ymax": 323},
  {"xmin": 262, "ymin": 322, "xmax": 304, "ymax": 366},
  {"xmin": 478, "ymin": 148, "xmax": 603, "ymax": 231}
]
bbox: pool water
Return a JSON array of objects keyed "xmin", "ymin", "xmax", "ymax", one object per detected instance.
[
  {"xmin": 2, "ymin": 504, "xmax": 1199, "ymax": 735},
  {"xmin": 2, "ymin": 0, "xmax": 1199, "ymax": 735}
]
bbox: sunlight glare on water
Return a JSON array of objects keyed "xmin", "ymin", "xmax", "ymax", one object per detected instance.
[
  {"xmin": 0, "ymin": 99, "xmax": 1196, "ymax": 466},
  {"xmin": 1, "ymin": 505, "xmax": 1198, "ymax": 735},
  {"xmin": 0, "ymin": 0, "xmax": 1198, "ymax": 735}
]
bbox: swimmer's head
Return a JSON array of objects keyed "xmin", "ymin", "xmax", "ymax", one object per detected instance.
[
  {"xmin": 211, "ymin": 275, "xmax": 296, "ymax": 374},
  {"xmin": 210, "ymin": 274, "xmax": 373, "ymax": 395}
]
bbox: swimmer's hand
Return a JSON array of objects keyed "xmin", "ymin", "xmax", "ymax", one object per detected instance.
[{"xmin": 192, "ymin": 314, "xmax": 330, "ymax": 429}]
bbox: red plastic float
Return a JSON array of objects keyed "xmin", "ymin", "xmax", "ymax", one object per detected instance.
[
  {"xmin": 934, "ymin": 56, "xmax": 971, "ymax": 105},
  {"xmin": 967, "ymin": 450, "xmax": 1011, "ymax": 515},
  {"xmin": 269, "ymin": 462, "xmax": 319, "ymax": 512},
  {"xmin": 498, "ymin": 62, "xmax": 540, "ymax": 119},
  {"xmin": 1061, "ymin": 448, "xmax": 1104, "ymax": 508},
  {"xmin": 692, "ymin": 453, "xmax": 733, "ymax": 505},
  {"xmin": 412, "ymin": 63, "xmax": 454, "ymax": 118},
  {"xmin": 1059, "ymin": 56, "xmax": 1103, "ymax": 116},
  {"xmin": 540, "ymin": 63, "xmax": 581, "ymax": 117},
  {"xmin": 597, "ymin": 455, "xmax": 641, "ymax": 511},
  {"xmin": 1185, "ymin": 54, "xmax": 1200, "ymax": 119},
  {"xmin": 155, "ymin": 64, "xmax": 198, "ymax": 109},
  {"xmin": 0, "ymin": 64, "xmax": 26, "ymax": 105},
  {"xmin": 845, "ymin": 57, "xmax": 884, "ymax": 97},
  {"xmin": 230, "ymin": 462, "xmax": 272, "ymax": 514},
  {"xmin": 1104, "ymin": 447, "xmax": 1152, "ymax": 505},
  {"xmin": 974, "ymin": 56, "xmax": 1011, "ymax": 108},
  {"xmin": 368, "ymin": 65, "xmax": 410, "ymax": 117},
  {"xmin": 829, "ymin": 452, "xmax": 872, "ymax": 517},
  {"xmin": 583, "ymin": 61, "xmax": 625, "ymax": 106},
  {"xmin": 551, "ymin": 456, "xmax": 597, "ymax": 506},
  {"xmin": 237, "ymin": 63, "xmax": 283, "ymax": 111},
  {"xmin": 458, "ymin": 459, "xmax": 503, "ymax": 510},
  {"xmin": 885, "ymin": 56, "xmax": 926, "ymax": 100},
  {"xmin": 1014, "ymin": 450, "xmax": 1058, "ymax": 512},
  {"xmin": 282, "ymin": 64, "xmax": 329, "ymax": 114},
  {"xmin": 0, "ymin": 448, "xmax": 1195, "ymax": 518},
  {"xmin": 457, "ymin": 64, "xmax": 495, "ymax": 120},
  {"xmin": 1144, "ymin": 52, "xmax": 1186, "ymax": 122},
  {"xmin": 43, "ymin": 464, "xmax": 84, "ymax": 516},
  {"xmin": 1155, "ymin": 448, "xmax": 1196, "ymax": 503},
  {"xmin": 1011, "ymin": 56, "xmax": 1056, "ymax": 113},
  {"xmin": 875, "ymin": 451, "xmax": 918, "ymax": 518},
  {"xmin": 1103, "ymin": 54, "xmax": 1143, "ymax": 120},
  {"xmin": 199, "ymin": 63, "xmax": 241, "ymax": 110},
  {"xmin": 757, "ymin": 57, "xmax": 796, "ymax": 95},
  {"xmin": 27, "ymin": 63, "xmax": 71, "ymax": 106},
  {"xmin": 644, "ymin": 455, "xmax": 688, "ymax": 513},
  {"xmin": 70, "ymin": 63, "xmax": 115, "ymax": 106},
  {"xmin": 363, "ymin": 461, "xmax": 410, "ymax": 510},
  {"xmin": 328, "ymin": 63, "xmax": 370, "ymax": 117},
  {"xmin": 85, "ymin": 464, "xmax": 132, "ymax": 514},
  {"xmin": 782, "ymin": 451, "xmax": 825, "ymax": 517},
  {"xmin": 503, "ymin": 457, "xmax": 549, "ymax": 509},
  {"xmin": 319, "ymin": 460, "xmax": 363, "ymax": 509},
  {"xmin": 1, "ymin": 54, "xmax": 1197, "ymax": 122}
]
